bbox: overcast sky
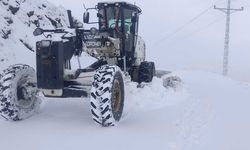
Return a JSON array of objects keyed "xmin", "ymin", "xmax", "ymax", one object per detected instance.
[{"xmin": 47, "ymin": 0, "xmax": 250, "ymax": 81}]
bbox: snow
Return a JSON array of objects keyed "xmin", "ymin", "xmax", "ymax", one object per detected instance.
[
  {"xmin": 0, "ymin": 71, "xmax": 249, "ymax": 150},
  {"xmin": 0, "ymin": 0, "xmax": 250, "ymax": 150},
  {"xmin": 0, "ymin": 0, "xmax": 70, "ymax": 69}
]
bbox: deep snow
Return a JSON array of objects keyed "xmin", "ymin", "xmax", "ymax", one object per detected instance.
[
  {"xmin": 0, "ymin": 0, "xmax": 250, "ymax": 150},
  {"xmin": 0, "ymin": 71, "xmax": 249, "ymax": 150}
]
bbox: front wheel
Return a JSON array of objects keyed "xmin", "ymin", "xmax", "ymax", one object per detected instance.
[
  {"xmin": 90, "ymin": 65, "xmax": 124, "ymax": 127},
  {"xmin": 0, "ymin": 64, "xmax": 41, "ymax": 121}
]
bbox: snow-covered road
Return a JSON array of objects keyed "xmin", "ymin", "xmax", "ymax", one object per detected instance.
[
  {"xmin": 1, "ymin": 0, "xmax": 249, "ymax": 149},
  {"xmin": 0, "ymin": 71, "xmax": 249, "ymax": 150}
]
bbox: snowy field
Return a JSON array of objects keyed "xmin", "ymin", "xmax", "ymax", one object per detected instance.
[
  {"xmin": 0, "ymin": 71, "xmax": 250, "ymax": 150},
  {"xmin": 0, "ymin": 0, "xmax": 250, "ymax": 150}
]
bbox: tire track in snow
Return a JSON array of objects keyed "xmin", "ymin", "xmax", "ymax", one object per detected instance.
[
  {"xmin": 123, "ymin": 74, "xmax": 216, "ymax": 150},
  {"xmin": 166, "ymin": 96, "xmax": 216, "ymax": 150}
]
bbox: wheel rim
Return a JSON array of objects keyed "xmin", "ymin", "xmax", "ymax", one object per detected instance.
[
  {"xmin": 16, "ymin": 76, "xmax": 35, "ymax": 109},
  {"xmin": 112, "ymin": 79, "xmax": 121, "ymax": 113}
]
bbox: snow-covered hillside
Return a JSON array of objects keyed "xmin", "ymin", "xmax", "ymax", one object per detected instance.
[{"xmin": 0, "ymin": 0, "xmax": 70, "ymax": 69}]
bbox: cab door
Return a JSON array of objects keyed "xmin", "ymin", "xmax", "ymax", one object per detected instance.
[{"xmin": 123, "ymin": 8, "xmax": 138, "ymax": 65}]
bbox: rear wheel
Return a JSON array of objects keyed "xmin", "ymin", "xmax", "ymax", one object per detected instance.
[
  {"xmin": 90, "ymin": 65, "xmax": 124, "ymax": 127},
  {"xmin": 0, "ymin": 64, "xmax": 41, "ymax": 121},
  {"xmin": 139, "ymin": 61, "xmax": 155, "ymax": 83}
]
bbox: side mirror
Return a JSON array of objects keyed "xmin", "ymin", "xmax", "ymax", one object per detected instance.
[
  {"xmin": 83, "ymin": 11, "xmax": 89, "ymax": 23},
  {"xmin": 33, "ymin": 28, "xmax": 44, "ymax": 36}
]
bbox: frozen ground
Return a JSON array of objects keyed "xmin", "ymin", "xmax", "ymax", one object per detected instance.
[
  {"xmin": 0, "ymin": 71, "xmax": 250, "ymax": 150},
  {"xmin": 0, "ymin": 0, "xmax": 250, "ymax": 150}
]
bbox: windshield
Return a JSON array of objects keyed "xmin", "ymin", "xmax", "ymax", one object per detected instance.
[
  {"xmin": 123, "ymin": 8, "xmax": 133, "ymax": 34},
  {"xmin": 99, "ymin": 7, "xmax": 121, "ymax": 30}
]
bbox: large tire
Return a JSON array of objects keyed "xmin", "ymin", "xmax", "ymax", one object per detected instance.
[
  {"xmin": 90, "ymin": 65, "xmax": 124, "ymax": 127},
  {"xmin": 139, "ymin": 61, "xmax": 155, "ymax": 83},
  {"xmin": 0, "ymin": 64, "xmax": 41, "ymax": 121}
]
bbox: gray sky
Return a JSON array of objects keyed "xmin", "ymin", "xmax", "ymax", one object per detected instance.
[{"xmin": 47, "ymin": 0, "xmax": 250, "ymax": 81}]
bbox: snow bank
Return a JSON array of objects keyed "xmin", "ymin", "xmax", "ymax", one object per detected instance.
[
  {"xmin": 125, "ymin": 77, "xmax": 188, "ymax": 112},
  {"xmin": 0, "ymin": 71, "xmax": 249, "ymax": 150},
  {"xmin": 0, "ymin": 0, "xmax": 69, "ymax": 70}
]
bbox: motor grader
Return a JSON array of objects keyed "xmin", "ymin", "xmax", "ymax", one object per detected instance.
[{"xmin": 0, "ymin": 2, "xmax": 178, "ymax": 127}]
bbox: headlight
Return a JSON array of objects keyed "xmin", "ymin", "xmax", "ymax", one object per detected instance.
[
  {"xmin": 106, "ymin": 41, "xmax": 111, "ymax": 47},
  {"xmin": 41, "ymin": 40, "xmax": 51, "ymax": 47},
  {"xmin": 90, "ymin": 27, "xmax": 98, "ymax": 35}
]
